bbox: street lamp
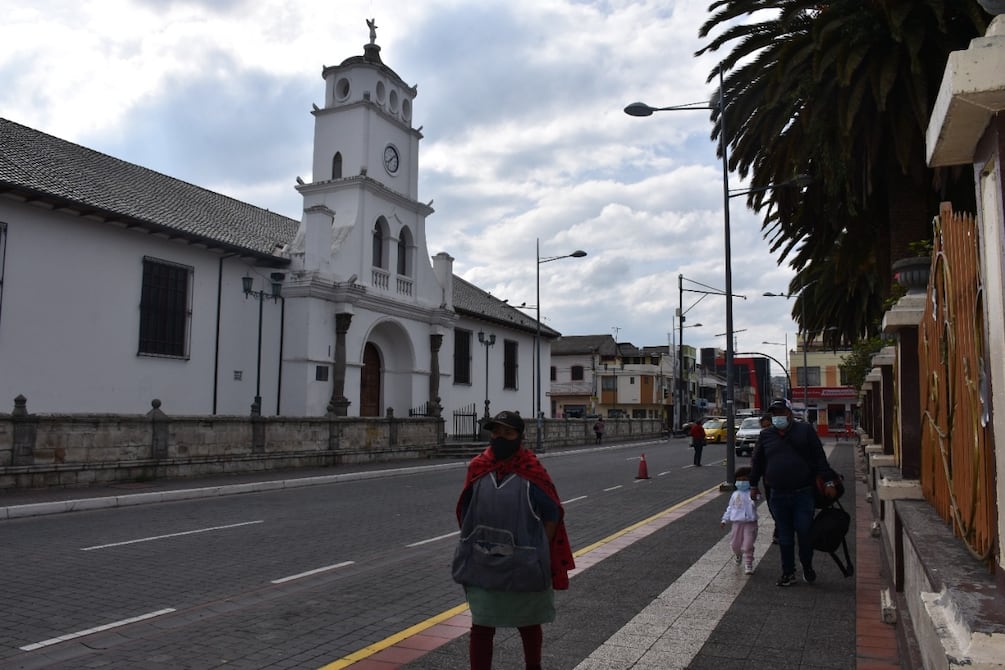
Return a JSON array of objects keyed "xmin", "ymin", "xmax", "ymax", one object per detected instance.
[
  {"xmin": 626, "ymin": 70, "xmax": 739, "ymax": 486},
  {"xmin": 737, "ymin": 350, "xmax": 791, "ymax": 404},
  {"xmin": 763, "ymin": 286, "xmax": 814, "ymax": 417},
  {"xmin": 536, "ymin": 240, "xmax": 587, "ymax": 453},
  {"xmin": 477, "ymin": 331, "xmax": 496, "ymax": 420},
  {"xmin": 242, "ymin": 274, "xmax": 283, "ymax": 416},
  {"xmin": 763, "ymin": 338, "xmax": 790, "ymax": 398},
  {"xmin": 672, "ymin": 291, "xmax": 704, "ymax": 434}
]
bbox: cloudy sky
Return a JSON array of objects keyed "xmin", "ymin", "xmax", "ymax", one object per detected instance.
[{"xmin": 1, "ymin": 0, "xmax": 801, "ymax": 376}]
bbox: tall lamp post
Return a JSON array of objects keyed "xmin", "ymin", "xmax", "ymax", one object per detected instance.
[
  {"xmin": 737, "ymin": 350, "xmax": 791, "ymax": 405},
  {"xmin": 536, "ymin": 240, "xmax": 587, "ymax": 453},
  {"xmin": 242, "ymin": 274, "xmax": 283, "ymax": 416},
  {"xmin": 477, "ymin": 331, "xmax": 496, "ymax": 419},
  {"xmin": 673, "ymin": 313, "xmax": 702, "ymax": 431},
  {"xmin": 763, "ymin": 283, "xmax": 814, "ymax": 417},
  {"xmin": 762, "ymin": 339, "xmax": 791, "ymax": 399},
  {"xmin": 625, "ymin": 72, "xmax": 739, "ymax": 486},
  {"xmin": 626, "ymin": 70, "xmax": 808, "ymax": 486}
]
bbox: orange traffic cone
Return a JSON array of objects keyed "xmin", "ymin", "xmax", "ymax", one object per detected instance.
[{"xmin": 636, "ymin": 453, "xmax": 650, "ymax": 479}]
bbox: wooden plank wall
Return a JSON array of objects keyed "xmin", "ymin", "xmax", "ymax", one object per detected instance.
[{"xmin": 919, "ymin": 202, "xmax": 997, "ymax": 566}]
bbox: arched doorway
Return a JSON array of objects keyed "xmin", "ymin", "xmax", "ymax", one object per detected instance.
[{"xmin": 360, "ymin": 342, "xmax": 382, "ymax": 416}]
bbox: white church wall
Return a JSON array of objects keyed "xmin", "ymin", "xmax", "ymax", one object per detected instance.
[{"xmin": 0, "ymin": 200, "xmax": 284, "ymax": 416}]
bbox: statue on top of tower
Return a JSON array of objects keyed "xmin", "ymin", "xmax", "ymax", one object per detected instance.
[{"xmin": 366, "ymin": 18, "xmax": 377, "ymax": 45}]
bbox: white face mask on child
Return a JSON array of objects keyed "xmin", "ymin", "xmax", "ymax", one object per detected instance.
[{"xmin": 735, "ymin": 481, "xmax": 751, "ymax": 492}]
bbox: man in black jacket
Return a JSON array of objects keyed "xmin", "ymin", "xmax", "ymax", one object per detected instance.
[{"xmin": 750, "ymin": 398, "xmax": 837, "ymax": 586}]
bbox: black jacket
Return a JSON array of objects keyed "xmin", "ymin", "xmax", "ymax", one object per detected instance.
[{"xmin": 749, "ymin": 420, "xmax": 830, "ymax": 491}]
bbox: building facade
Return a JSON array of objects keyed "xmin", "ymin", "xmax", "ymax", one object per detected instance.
[{"xmin": 0, "ymin": 27, "xmax": 558, "ymax": 425}]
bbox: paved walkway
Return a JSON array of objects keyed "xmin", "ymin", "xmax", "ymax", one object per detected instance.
[{"xmin": 1, "ymin": 443, "xmax": 909, "ymax": 669}]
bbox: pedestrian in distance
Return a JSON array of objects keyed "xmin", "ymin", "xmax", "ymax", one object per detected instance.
[
  {"xmin": 593, "ymin": 417, "xmax": 605, "ymax": 443},
  {"xmin": 721, "ymin": 466, "xmax": 758, "ymax": 574},
  {"xmin": 749, "ymin": 398, "xmax": 838, "ymax": 587},
  {"xmin": 452, "ymin": 410, "xmax": 575, "ymax": 670},
  {"xmin": 689, "ymin": 420, "xmax": 706, "ymax": 466}
]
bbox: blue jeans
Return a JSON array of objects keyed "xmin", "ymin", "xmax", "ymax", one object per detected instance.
[{"xmin": 767, "ymin": 487, "xmax": 815, "ymax": 574}]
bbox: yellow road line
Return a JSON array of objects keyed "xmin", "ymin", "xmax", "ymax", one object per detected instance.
[
  {"xmin": 317, "ymin": 603, "xmax": 470, "ymax": 670},
  {"xmin": 317, "ymin": 484, "xmax": 722, "ymax": 669}
]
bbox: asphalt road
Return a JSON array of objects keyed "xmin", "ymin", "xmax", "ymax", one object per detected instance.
[{"xmin": 1, "ymin": 437, "xmax": 735, "ymax": 669}]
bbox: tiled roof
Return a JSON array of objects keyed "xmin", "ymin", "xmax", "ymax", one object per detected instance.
[
  {"xmin": 1, "ymin": 118, "xmax": 542, "ymax": 334},
  {"xmin": 551, "ymin": 334, "xmax": 619, "ymax": 356},
  {"xmin": 0, "ymin": 118, "xmax": 298, "ymax": 262},
  {"xmin": 452, "ymin": 275, "xmax": 559, "ymax": 338}
]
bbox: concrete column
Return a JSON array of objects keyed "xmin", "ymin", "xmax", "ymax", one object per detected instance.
[
  {"xmin": 328, "ymin": 312, "xmax": 353, "ymax": 416},
  {"xmin": 11, "ymin": 394, "xmax": 36, "ymax": 466},
  {"xmin": 147, "ymin": 398, "xmax": 169, "ymax": 460}
]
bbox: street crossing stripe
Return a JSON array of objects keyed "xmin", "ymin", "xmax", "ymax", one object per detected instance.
[
  {"xmin": 271, "ymin": 561, "xmax": 355, "ymax": 584},
  {"xmin": 405, "ymin": 530, "xmax": 460, "ymax": 547},
  {"xmin": 20, "ymin": 608, "xmax": 177, "ymax": 651},
  {"xmin": 80, "ymin": 520, "xmax": 264, "ymax": 550}
]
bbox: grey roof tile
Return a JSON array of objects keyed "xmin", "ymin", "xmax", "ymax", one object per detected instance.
[
  {"xmin": 452, "ymin": 275, "xmax": 559, "ymax": 338},
  {"xmin": 0, "ymin": 118, "xmax": 298, "ymax": 261},
  {"xmin": 551, "ymin": 334, "xmax": 619, "ymax": 356},
  {"xmin": 1, "ymin": 118, "xmax": 552, "ymax": 335}
]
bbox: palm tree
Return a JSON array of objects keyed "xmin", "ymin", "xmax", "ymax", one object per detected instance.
[{"xmin": 696, "ymin": 0, "xmax": 988, "ymax": 342}]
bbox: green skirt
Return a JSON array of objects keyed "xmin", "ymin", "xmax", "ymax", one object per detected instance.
[{"xmin": 465, "ymin": 586, "xmax": 556, "ymax": 628}]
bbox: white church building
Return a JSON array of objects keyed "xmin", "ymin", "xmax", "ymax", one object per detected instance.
[{"xmin": 0, "ymin": 28, "xmax": 557, "ymax": 423}]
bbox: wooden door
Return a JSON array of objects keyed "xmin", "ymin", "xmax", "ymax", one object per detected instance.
[{"xmin": 360, "ymin": 343, "xmax": 382, "ymax": 417}]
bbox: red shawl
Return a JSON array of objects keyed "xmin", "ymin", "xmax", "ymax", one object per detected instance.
[{"xmin": 455, "ymin": 445, "xmax": 575, "ymax": 590}]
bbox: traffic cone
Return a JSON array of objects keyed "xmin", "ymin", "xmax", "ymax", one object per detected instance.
[{"xmin": 636, "ymin": 453, "xmax": 650, "ymax": 479}]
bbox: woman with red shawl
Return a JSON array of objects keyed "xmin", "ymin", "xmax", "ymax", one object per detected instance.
[{"xmin": 453, "ymin": 411, "xmax": 574, "ymax": 670}]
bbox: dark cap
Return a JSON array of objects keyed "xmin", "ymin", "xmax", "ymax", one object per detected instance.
[
  {"xmin": 484, "ymin": 410, "xmax": 525, "ymax": 434},
  {"xmin": 768, "ymin": 398, "xmax": 793, "ymax": 412}
]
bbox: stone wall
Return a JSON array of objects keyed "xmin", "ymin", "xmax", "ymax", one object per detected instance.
[
  {"xmin": 0, "ymin": 400, "xmax": 442, "ymax": 489},
  {"xmin": 0, "ymin": 400, "xmax": 664, "ymax": 490}
]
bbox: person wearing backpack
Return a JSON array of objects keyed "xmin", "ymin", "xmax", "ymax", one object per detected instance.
[
  {"xmin": 749, "ymin": 398, "xmax": 838, "ymax": 587},
  {"xmin": 453, "ymin": 410, "xmax": 575, "ymax": 670}
]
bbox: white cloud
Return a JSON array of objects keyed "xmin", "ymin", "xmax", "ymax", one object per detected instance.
[{"xmin": 0, "ymin": 0, "xmax": 800, "ymax": 377}]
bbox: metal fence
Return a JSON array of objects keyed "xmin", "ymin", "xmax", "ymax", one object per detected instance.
[{"xmin": 452, "ymin": 403, "xmax": 479, "ymax": 440}]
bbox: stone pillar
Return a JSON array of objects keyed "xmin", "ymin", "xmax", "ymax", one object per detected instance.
[
  {"xmin": 147, "ymin": 398, "xmax": 169, "ymax": 460},
  {"xmin": 428, "ymin": 333, "xmax": 443, "ymax": 418},
  {"xmin": 874, "ymin": 347, "xmax": 897, "ymax": 456},
  {"xmin": 328, "ymin": 312, "xmax": 353, "ymax": 416},
  {"xmin": 11, "ymin": 394, "xmax": 36, "ymax": 466},
  {"xmin": 883, "ymin": 292, "xmax": 925, "ymax": 478}
]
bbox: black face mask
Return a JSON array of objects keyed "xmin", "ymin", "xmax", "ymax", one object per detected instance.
[{"xmin": 490, "ymin": 436, "xmax": 521, "ymax": 460}]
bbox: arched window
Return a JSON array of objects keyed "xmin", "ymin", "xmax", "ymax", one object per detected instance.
[
  {"xmin": 332, "ymin": 152, "xmax": 343, "ymax": 179},
  {"xmin": 396, "ymin": 226, "xmax": 413, "ymax": 276},
  {"xmin": 372, "ymin": 222, "xmax": 384, "ymax": 268}
]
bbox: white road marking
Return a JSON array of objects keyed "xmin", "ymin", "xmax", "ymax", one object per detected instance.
[
  {"xmin": 562, "ymin": 495, "xmax": 588, "ymax": 504},
  {"xmin": 271, "ymin": 561, "xmax": 355, "ymax": 584},
  {"xmin": 657, "ymin": 471, "xmax": 672, "ymax": 477},
  {"xmin": 20, "ymin": 608, "xmax": 177, "ymax": 651},
  {"xmin": 81, "ymin": 521, "xmax": 264, "ymax": 551},
  {"xmin": 574, "ymin": 511, "xmax": 776, "ymax": 669},
  {"xmin": 603, "ymin": 485, "xmax": 623, "ymax": 492},
  {"xmin": 406, "ymin": 531, "xmax": 460, "ymax": 547}
]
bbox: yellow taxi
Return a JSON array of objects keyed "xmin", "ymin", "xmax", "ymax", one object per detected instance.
[{"xmin": 702, "ymin": 418, "xmax": 730, "ymax": 443}]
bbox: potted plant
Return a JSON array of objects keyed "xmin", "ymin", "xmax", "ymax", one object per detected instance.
[{"xmin": 892, "ymin": 239, "xmax": 933, "ymax": 294}]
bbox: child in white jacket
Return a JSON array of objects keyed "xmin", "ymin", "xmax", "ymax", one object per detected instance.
[{"xmin": 721, "ymin": 466, "xmax": 758, "ymax": 574}]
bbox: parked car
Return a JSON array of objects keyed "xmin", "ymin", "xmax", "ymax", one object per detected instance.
[{"xmin": 734, "ymin": 416, "xmax": 763, "ymax": 457}]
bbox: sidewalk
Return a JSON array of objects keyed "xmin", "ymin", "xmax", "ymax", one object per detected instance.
[{"xmin": 0, "ymin": 444, "xmax": 907, "ymax": 669}]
